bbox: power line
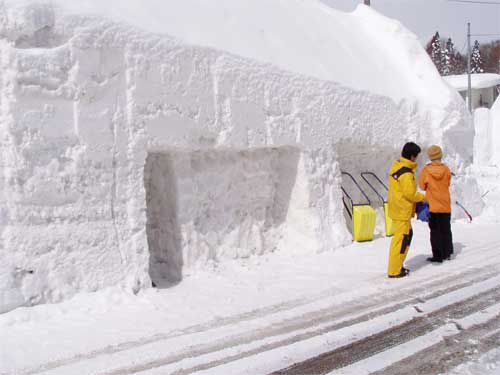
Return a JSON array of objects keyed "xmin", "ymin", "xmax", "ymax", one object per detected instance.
[
  {"xmin": 448, "ymin": 0, "xmax": 500, "ymax": 4},
  {"xmin": 447, "ymin": 0, "xmax": 500, "ymax": 46}
]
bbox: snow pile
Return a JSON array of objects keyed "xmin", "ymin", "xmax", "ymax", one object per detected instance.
[
  {"xmin": 15, "ymin": 1, "xmax": 444, "ymax": 97},
  {"xmin": 488, "ymin": 98, "xmax": 500, "ymax": 167},
  {"xmin": 0, "ymin": 0, "xmax": 476, "ymax": 312},
  {"xmin": 22, "ymin": 0, "xmax": 472, "ymax": 154},
  {"xmin": 470, "ymin": 100, "xmax": 500, "ymax": 221},
  {"xmin": 472, "ymin": 97, "xmax": 500, "ymax": 168},
  {"xmin": 473, "ymin": 108, "xmax": 493, "ymax": 166}
]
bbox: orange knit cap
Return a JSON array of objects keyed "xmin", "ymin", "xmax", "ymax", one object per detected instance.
[{"xmin": 427, "ymin": 145, "xmax": 443, "ymax": 161}]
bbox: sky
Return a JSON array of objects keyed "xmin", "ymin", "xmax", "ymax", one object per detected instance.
[{"xmin": 321, "ymin": 0, "xmax": 500, "ymax": 52}]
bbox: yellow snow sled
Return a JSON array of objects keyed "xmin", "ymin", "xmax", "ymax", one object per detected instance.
[{"xmin": 341, "ymin": 172, "xmax": 376, "ymax": 242}]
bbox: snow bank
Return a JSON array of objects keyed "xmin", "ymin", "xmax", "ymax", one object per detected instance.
[
  {"xmin": 14, "ymin": 0, "xmax": 471, "ymax": 146},
  {"xmin": 0, "ymin": 1, "xmax": 475, "ymax": 312},
  {"xmin": 474, "ymin": 108, "xmax": 493, "ymax": 166},
  {"xmin": 472, "ymin": 97, "xmax": 500, "ymax": 168},
  {"xmin": 470, "ymin": 98, "xmax": 500, "ymax": 221},
  {"xmin": 488, "ymin": 97, "xmax": 500, "ymax": 167}
]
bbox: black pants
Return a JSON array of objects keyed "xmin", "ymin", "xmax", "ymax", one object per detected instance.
[{"xmin": 429, "ymin": 212, "xmax": 454, "ymax": 260}]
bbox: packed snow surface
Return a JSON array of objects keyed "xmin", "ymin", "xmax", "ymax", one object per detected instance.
[
  {"xmin": 444, "ymin": 73, "xmax": 500, "ymax": 91},
  {"xmin": 448, "ymin": 348, "xmax": 500, "ymax": 375},
  {"xmin": 0, "ymin": 0, "xmax": 477, "ymax": 312}
]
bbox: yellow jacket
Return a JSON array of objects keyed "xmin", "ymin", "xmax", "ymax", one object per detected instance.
[{"xmin": 388, "ymin": 157, "xmax": 425, "ymax": 221}]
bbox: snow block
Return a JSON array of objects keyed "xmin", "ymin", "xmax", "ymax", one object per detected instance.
[{"xmin": 0, "ymin": 1, "xmax": 477, "ymax": 312}]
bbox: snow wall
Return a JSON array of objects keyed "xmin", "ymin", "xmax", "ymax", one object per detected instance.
[
  {"xmin": 471, "ymin": 100, "xmax": 500, "ymax": 220},
  {"xmin": 0, "ymin": 1, "xmax": 476, "ymax": 312},
  {"xmin": 473, "ymin": 99, "xmax": 500, "ymax": 168}
]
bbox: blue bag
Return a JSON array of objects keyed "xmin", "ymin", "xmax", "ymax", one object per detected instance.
[{"xmin": 416, "ymin": 201, "xmax": 430, "ymax": 222}]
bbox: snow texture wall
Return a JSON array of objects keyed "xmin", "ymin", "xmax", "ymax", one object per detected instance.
[
  {"xmin": 0, "ymin": 1, "xmax": 475, "ymax": 312},
  {"xmin": 472, "ymin": 98, "xmax": 500, "ymax": 169},
  {"xmin": 474, "ymin": 109, "xmax": 493, "ymax": 167}
]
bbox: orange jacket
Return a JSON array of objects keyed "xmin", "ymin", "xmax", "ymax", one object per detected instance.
[{"xmin": 418, "ymin": 162, "xmax": 452, "ymax": 213}]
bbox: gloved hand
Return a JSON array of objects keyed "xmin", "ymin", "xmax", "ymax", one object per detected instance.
[{"xmin": 416, "ymin": 201, "xmax": 430, "ymax": 222}]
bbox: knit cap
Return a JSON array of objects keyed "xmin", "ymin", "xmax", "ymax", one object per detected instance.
[{"xmin": 427, "ymin": 145, "xmax": 443, "ymax": 161}]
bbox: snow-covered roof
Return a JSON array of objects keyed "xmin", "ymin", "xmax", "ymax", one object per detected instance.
[{"xmin": 443, "ymin": 73, "xmax": 500, "ymax": 91}]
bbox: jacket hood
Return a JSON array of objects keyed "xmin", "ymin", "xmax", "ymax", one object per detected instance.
[
  {"xmin": 426, "ymin": 162, "xmax": 447, "ymax": 180},
  {"xmin": 389, "ymin": 157, "xmax": 418, "ymax": 174}
]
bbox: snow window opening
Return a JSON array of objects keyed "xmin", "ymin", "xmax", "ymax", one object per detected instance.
[{"xmin": 144, "ymin": 147, "xmax": 301, "ymax": 288}]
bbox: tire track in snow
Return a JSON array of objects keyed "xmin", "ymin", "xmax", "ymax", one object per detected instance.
[
  {"xmin": 371, "ymin": 314, "xmax": 500, "ymax": 374},
  {"xmin": 272, "ymin": 286, "xmax": 500, "ymax": 375},
  {"xmin": 18, "ymin": 241, "xmax": 500, "ymax": 375},
  {"xmin": 67, "ymin": 265, "xmax": 500, "ymax": 374},
  {"xmin": 325, "ymin": 303, "xmax": 500, "ymax": 375},
  {"xmin": 132, "ymin": 275, "xmax": 500, "ymax": 375}
]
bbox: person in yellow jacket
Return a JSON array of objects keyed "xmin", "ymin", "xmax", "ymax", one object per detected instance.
[{"xmin": 387, "ymin": 142, "xmax": 426, "ymax": 278}]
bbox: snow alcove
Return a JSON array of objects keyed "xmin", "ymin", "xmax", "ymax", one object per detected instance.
[{"xmin": 144, "ymin": 147, "xmax": 300, "ymax": 287}]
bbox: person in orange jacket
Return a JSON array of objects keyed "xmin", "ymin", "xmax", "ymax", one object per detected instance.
[
  {"xmin": 418, "ymin": 145, "xmax": 453, "ymax": 263},
  {"xmin": 387, "ymin": 142, "xmax": 426, "ymax": 278}
]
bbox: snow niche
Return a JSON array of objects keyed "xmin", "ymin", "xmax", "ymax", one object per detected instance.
[
  {"xmin": 0, "ymin": 1, "xmax": 475, "ymax": 311},
  {"xmin": 144, "ymin": 147, "xmax": 301, "ymax": 286},
  {"xmin": 336, "ymin": 143, "xmax": 398, "ymax": 238}
]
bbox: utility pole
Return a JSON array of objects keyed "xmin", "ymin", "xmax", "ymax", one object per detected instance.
[
  {"xmin": 467, "ymin": 22, "xmax": 472, "ymax": 113},
  {"xmin": 364, "ymin": 0, "xmax": 371, "ymax": 5}
]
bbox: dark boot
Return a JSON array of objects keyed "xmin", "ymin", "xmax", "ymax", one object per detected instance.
[
  {"xmin": 426, "ymin": 257, "xmax": 443, "ymax": 263},
  {"xmin": 389, "ymin": 268, "xmax": 410, "ymax": 278}
]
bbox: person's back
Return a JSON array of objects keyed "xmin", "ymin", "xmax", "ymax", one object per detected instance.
[
  {"xmin": 419, "ymin": 162, "xmax": 451, "ymax": 214},
  {"xmin": 419, "ymin": 145, "xmax": 453, "ymax": 263}
]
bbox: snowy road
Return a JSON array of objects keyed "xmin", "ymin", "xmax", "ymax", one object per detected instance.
[
  {"xmin": 276, "ymin": 275, "xmax": 500, "ymax": 374},
  {"xmin": 3, "ymin": 221, "xmax": 500, "ymax": 375}
]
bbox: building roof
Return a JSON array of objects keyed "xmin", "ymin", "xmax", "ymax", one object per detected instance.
[{"xmin": 443, "ymin": 73, "xmax": 500, "ymax": 91}]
